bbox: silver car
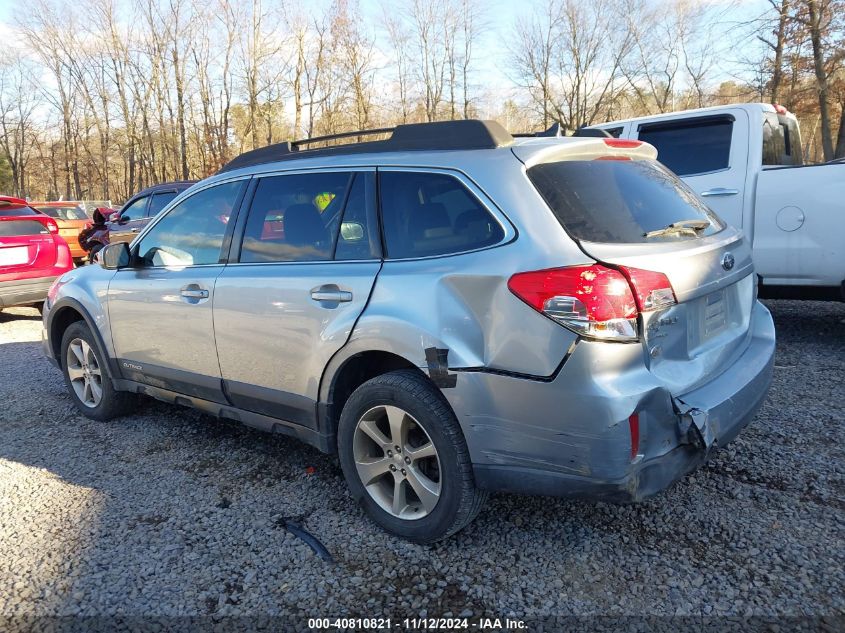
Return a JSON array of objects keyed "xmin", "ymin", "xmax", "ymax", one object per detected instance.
[{"xmin": 42, "ymin": 120, "xmax": 775, "ymax": 542}]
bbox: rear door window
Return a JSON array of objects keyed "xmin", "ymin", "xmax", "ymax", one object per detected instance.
[
  {"xmin": 379, "ymin": 171, "xmax": 504, "ymax": 259},
  {"xmin": 527, "ymin": 159, "xmax": 724, "ymax": 244},
  {"xmin": 637, "ymin": 116, "xmax": 733, "ymax": 176},
  {"xmin": 238, "ymin": 172, "xmax": 352, "ymax": 263},
  {"xmin": 334, "ymin": 173, "xmax": 381, "ymax": 260}
]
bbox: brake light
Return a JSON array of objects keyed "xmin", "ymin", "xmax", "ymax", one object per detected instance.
[
  {"xmin": 55, "ymin": 239, "xmax": 72, "ymax": 269},
  {"xmin": 507, "ymin": 265, "xmax": 676, "ymax": 342},
  {"xmin": 773, "ymin": 103, "xmax": 787, "ymax": 115},
  {"xmin": 41, "ymin": 217, "xmax": 59, "ymax": 234},
  {"xmin": 508, "ymin": 265, "xmax": 638, "ymax": 341},
  {"xmin": 619, "ymin": 266, "xmax": 676, "ymax": 311},
  {"xmin": 603, "ymin": 138, "xmax": 642, "ymax": 149}
]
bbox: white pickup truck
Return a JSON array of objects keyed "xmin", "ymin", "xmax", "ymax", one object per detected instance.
[{"xmin": 587, "ymin": 103, "xmax": 844, "ymax": 300}]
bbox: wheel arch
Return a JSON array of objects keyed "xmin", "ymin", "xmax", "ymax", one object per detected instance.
[
  {"xmin": 320, "ymin": 348, "xmax": 431, "ymax": 450},
  {"xmin": 48, "ymin": 298, "xmax": 121, "ymax": 381}
]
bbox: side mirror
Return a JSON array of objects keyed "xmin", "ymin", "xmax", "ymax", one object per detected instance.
[{"xmin": 100, "ymin": 242, "xmax": 131, "ymax": 270}]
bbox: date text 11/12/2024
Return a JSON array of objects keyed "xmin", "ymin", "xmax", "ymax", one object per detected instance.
[{"xmin": 307, "ymin": 617, "xmax": 527, "ymax": 630}]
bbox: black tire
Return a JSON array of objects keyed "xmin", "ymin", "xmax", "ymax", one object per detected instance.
[
  {"xmin": 87, "ymin": 242, "xmax": 104, "ymax": 264},
  {"xmin": 338, "ymin": 370, "xmax": 487, "ymax": 543},
  {"xmin": 60, "ymin": 321, "xmax": 136, "ymax": 421}
]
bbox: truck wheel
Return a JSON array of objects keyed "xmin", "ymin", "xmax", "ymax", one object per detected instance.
[
  {"xmin": 337, "ymin": 370, "xmax": 487, "ymax": 543},
  {"xmin": 61, "ymin": 321, "xmax": 136, "ymax": 420}
]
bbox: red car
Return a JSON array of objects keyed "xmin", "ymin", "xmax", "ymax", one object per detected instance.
[{"xmin": 0, "ymin": 196, "xmax": 74, "ymax": 310}]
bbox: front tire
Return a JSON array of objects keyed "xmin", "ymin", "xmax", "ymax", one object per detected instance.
[
  {"xmin": 61, "ymin": 321, "xmax": 136, "ymax": 420},
  {"xmin": 338, "ymin": 370, "xmax": 487, "ymax": 543}
]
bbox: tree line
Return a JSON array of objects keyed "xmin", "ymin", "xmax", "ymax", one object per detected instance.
[{"xmin": 0, "ymin": 0, "xmax": 843, "ymax": 203}]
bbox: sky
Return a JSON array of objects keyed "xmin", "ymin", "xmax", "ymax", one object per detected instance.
[{"xmin": 0, "ymin": 0, "xmax": 772, "ymax": 113}]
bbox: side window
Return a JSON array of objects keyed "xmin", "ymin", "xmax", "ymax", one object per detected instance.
[
  {"xmin": 605, "ymin": 127, "xmax": 623, "ymax": 138},
  {"xmin": 638, "ymin": 117, "xmax": 733, "ymax": 176},
  {"xmin": 239, "ymin": 172, "xmax": 351, "ymax": 263},
  {"xmin": 136, "ymin": 181, "xmax": 242, "ymax": 267},
  {"xmin": 379, "ymin": 171, "xmax": 504, "ymax": 259},
  {"xmin": 119, "ymin": 196, "xmax": 148, "ymax": 222},
  {"xmin": 148, "ymin": 191, "xmax": 179, "ymax": 217},
  {"xmin": 335, "ymin": 173, "xmax": 380, "ymax": 260}
]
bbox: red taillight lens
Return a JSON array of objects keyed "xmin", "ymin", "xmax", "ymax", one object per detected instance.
[
  {"xmin": 603, "ymin": 138, "xmax": 642, "ymax": 149},
  {"xmin": 508, "ymin": 265, "xmax": 676, "ymax": 341},
  {"xmin": 55, "ymin": 238, "xmax": 72, "ymax": 269},
  {"xmin": 619, "ymin": 266, "xmax": 676, "ymax": 312},
  {"xmin": 42, "ymin": 218, "xmax": 59, "ymax": 234},
  {"xmin": 508, "ymin": 265, "xmax": 639, "ymax": 341}
]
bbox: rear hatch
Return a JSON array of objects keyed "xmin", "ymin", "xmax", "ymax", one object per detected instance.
[
  {"xmin": 0, "ymin": 217, "xmax": 60, "ymax": 282},
  {"xmin": 517, "ymin": 140, "xmax": 755, "ymax": 395}
]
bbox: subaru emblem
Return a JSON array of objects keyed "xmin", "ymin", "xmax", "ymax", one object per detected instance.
[{"xmin": 722, "ymin": 253, "xmax": 735, "ymax": 271}]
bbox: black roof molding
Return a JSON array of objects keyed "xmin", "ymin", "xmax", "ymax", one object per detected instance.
[
  {"xmin": 513, "ymin": 121, "xmax": 564, "ymax": 138},
  {"xmin": 219, "ymin": 120, "xmax": 513, "ymax": 173},
  {"xmin": 572, "ymin": 126, "xmax": 613, "ymax": 138}
]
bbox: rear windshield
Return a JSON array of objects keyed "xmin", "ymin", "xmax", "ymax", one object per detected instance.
[
  {"xmin": 35, "ymin": 205, "xmax": 88, "ymax": 220},
  {"xmin": 0, "ymin": 219, "xmax": 48, "ymax": 236},
  {"xmin": 528, "ymin": 159, "xmax": 724, "ymax": 243},
  {"xmin": 0, "ymin": 203, "xmax": 38, "ymax": 217}
]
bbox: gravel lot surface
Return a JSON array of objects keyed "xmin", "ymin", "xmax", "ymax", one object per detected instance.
[{"xmin": 0, "ymin": 300, "xmax": 843, "ymax": 623}]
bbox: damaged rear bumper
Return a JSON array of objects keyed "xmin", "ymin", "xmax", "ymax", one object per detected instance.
[{"xmin": 454, "ymin": 302, "xmax": 776, "ymax": 502}]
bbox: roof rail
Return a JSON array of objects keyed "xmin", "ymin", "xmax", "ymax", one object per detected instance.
[{"xmin": 219, "ymin": 119, "xmax": 513, "ymax": 173}]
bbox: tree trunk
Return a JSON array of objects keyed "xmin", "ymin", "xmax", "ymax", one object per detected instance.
[
  {"xmin": 770, "ymin": 0, "xmax": 789, "ymax": 103},
  {"xmin": 806, "ymin": 0, "xmax": 834, "ymax": 161},
  {"xmin": 835, "ymin": 103, "xmax": 845, "ymax": 159}
]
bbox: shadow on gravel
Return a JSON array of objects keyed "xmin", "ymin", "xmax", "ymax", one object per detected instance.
[{"xmin": 0, "ymin": 311, "xmax": 41, "ymax": 324}]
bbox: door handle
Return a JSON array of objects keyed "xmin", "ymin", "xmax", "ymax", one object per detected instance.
[
  {"xmin": 700, "ymin": 188, "xmax": 739, "ymax": 197},
  {"xmin": 180, "ymin": 287, "xmax": 209, "ymax": 299},
  {"xmin": 310, "ymin": 285, "xmax": 352, "ymax": 303}
]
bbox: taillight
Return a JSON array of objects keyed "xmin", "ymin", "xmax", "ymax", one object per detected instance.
[
  {"xmin": 507, "ymin": 264, "xmax": 676, "ymax": 342},
  {"xmin": 619, "ymin": 266, "xmax": 676, "ymax": 312},
  {"xmin": 603, "ymin": 138, "xmax": 642, "ymax": 149},
  {"xmin": 42, "ymin": 218, "xmax": 59, "ymax": 234},
  {"xmin": 508, "ymin": 265, "xmax": 639, "ymax": 341},
  {"xmin": 54, "ymin": 238, "xmax": 72, "ymax": 269}
]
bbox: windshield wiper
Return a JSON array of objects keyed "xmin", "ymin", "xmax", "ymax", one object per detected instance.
[{"xmin": 644, "ymin": 219, "xmax": 710, "ymax": 239}]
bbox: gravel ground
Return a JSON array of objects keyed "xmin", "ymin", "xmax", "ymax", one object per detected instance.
[{"xmin": 0, "ymin": 300, "xmax": 843, "ymax": 624}]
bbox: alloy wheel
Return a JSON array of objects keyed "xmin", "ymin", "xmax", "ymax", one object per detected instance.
[
  {"xmin": 66, "ymin": 338, "xmax": 103, "ymax": 408},
  {"xmin": 352, "ymin": 405, "xmax": 442, "ymax": 519}
]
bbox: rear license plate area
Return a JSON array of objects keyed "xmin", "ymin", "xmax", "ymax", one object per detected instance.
[
  {"xmin": 0, "ymin": 246, "xmax": 30, "ymax": 266},
  {"xmin": 702, "ymin": 289, "xmax": 727, "ymax": 338}
]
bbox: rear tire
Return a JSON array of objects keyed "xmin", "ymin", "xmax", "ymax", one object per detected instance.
[
  {"xmin": 337, "ymin": 370, "xmax": 487, "ymax": 543},
  {"xmin": 60, "ymin": 321, "xmax": 136, "ymax": 421}
]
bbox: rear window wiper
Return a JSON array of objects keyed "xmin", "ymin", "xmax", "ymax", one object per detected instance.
[{"xmin": 644, "ymin": 219, "xmax": 710, "ymax": 239}]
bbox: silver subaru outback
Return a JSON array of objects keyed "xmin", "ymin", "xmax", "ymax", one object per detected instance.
[{"xmin": 43, "ymin": 120, "xmax": 775, "ymax": 542}]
